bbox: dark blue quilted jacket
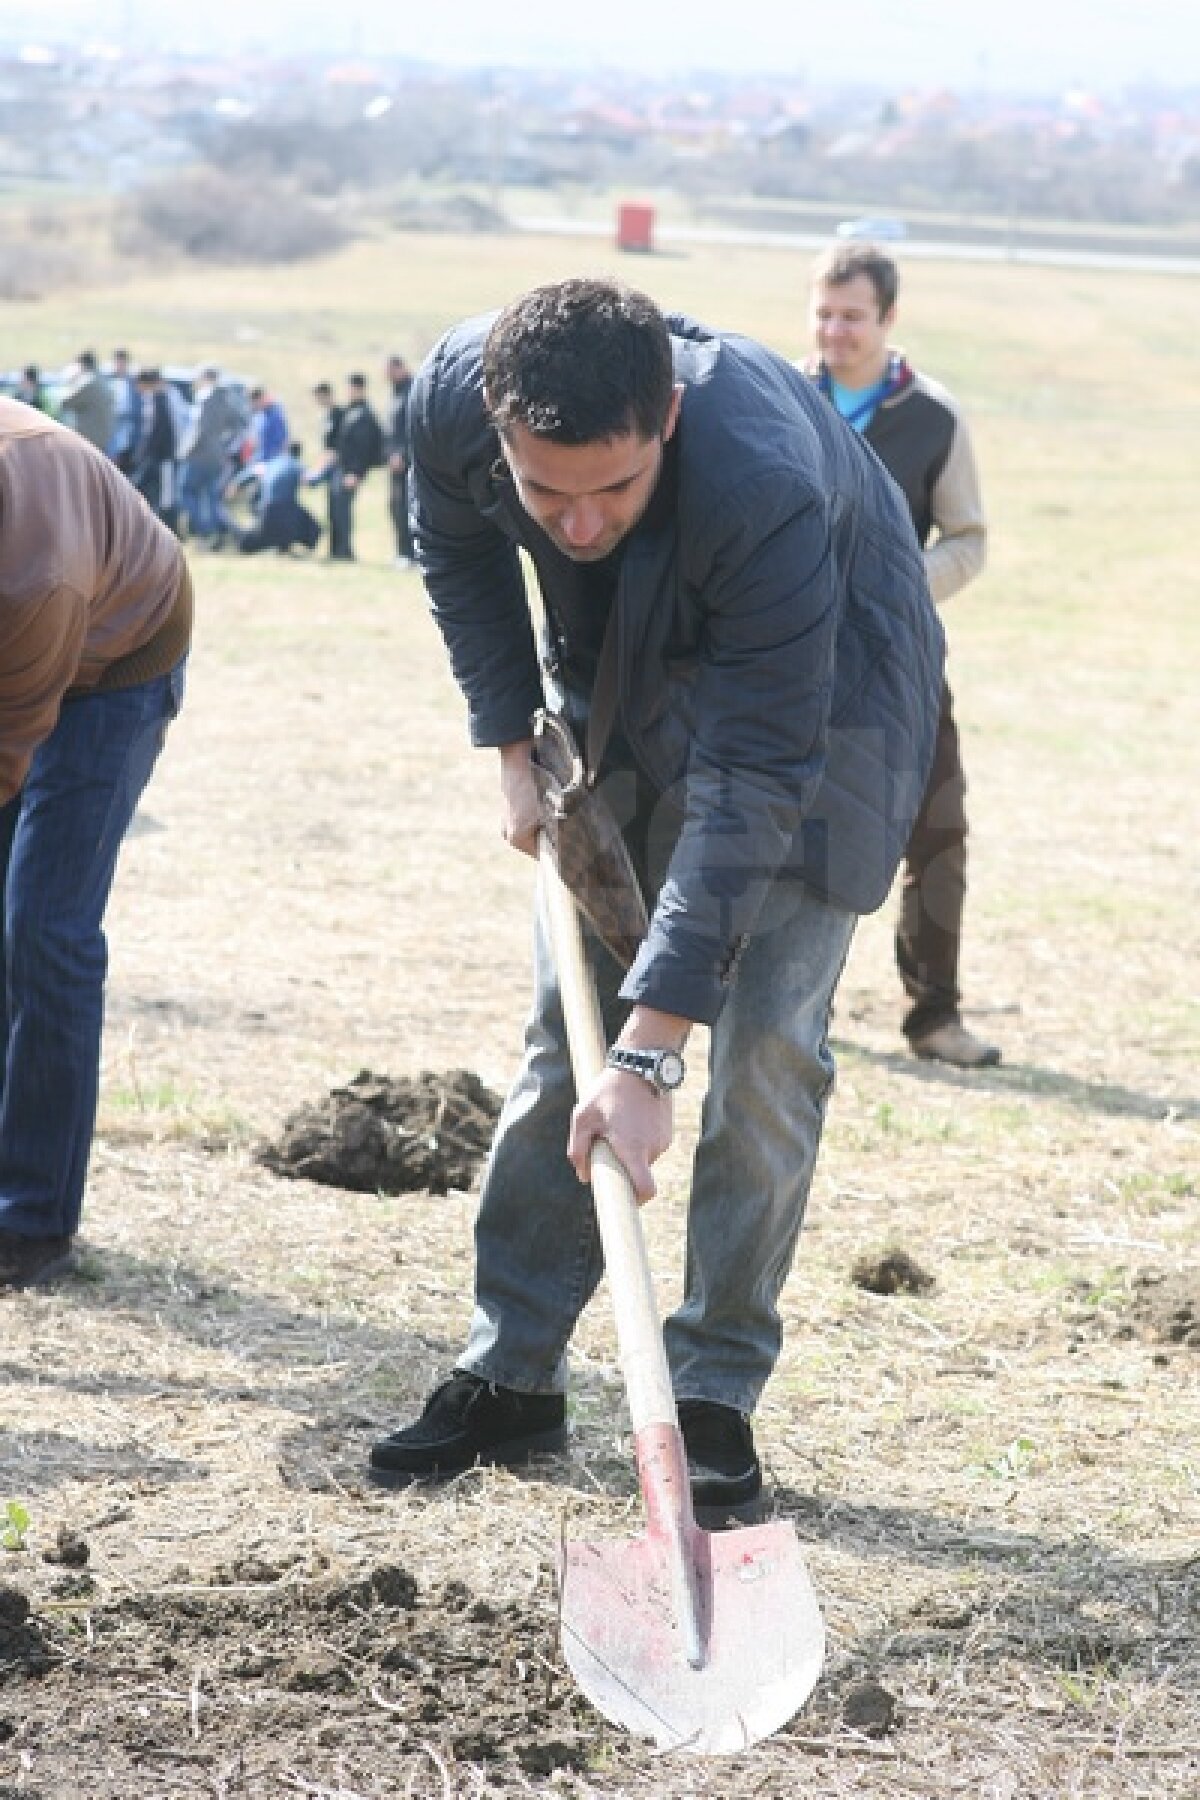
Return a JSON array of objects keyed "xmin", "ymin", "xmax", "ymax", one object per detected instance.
[{"xmin": 410, "ymin": 312, "xmax": 945, "ymax": 1024}]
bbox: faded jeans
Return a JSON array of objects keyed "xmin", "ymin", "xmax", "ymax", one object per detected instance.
[
  {"xmin": 461, "ymin": 877, "xmax": 857, "ymax": 1414},
  {"xmin": 180, "ymin": 458, "xmax": 230, "ymax": 542}
]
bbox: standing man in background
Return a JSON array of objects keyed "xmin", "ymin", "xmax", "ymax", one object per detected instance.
[
  {"xmin": 15, "ymin": 368, "xmax": 50, "ymax": 414},
  {"xmin": 60, "ymin": 352, "xmax": 115, "ymax": 454},
  {"xmin": 806, "ymin": 241, "xmax": 998, "ymax": 1069},
  {"xmin": 327, "ymin": 373, "xmax": 384, "ymax": 563},
  {"xmin": 247, "ymin": 386, "xmax": 289, "ymax": 468},
  {"xmin": 107, "ymin": 348, "xmax": 140, "ymax": 471},
  {"xmin": 0, "ymin": 400, "xmax": 191, "ymax": 1290},
  {"xmin": 311, "ymin": 381, "xmax": 345, "ymax": 556},
  {"xmin": 132, "ymin": 368, "xmax": 180, "ymax": 535},
  {"xmin": 180, "ymin": 367, "xmax": 245, "ymax": 550},
  {"xmin": 384, "ymin": 354, "xmax": 415, "ymax": 570}
]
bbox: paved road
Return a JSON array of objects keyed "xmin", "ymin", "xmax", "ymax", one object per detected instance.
[{"xmin": 515, "ymin": 214, "xmax": 1200, "ymax": 278}]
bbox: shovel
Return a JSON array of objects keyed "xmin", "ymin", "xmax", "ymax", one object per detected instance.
[{"xmin": 539, "ymin": 838, "xmax": 826, "ymax": 1755}]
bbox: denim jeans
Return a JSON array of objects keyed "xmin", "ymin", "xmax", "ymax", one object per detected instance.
[
  {"xmin": 461, "ymin": 877, "xmax": 856, "ymax": 1414},
  {"xmin": 180, "ymin": 460, "xmax": 229, "ymax": 542},
  {"xmin": 0, "ymin": 659, "xmax": 187, "ymax": 1240}
]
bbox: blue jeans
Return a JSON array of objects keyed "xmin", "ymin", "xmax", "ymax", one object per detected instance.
[
  {"xmin": 180, "ymin": 460, "xmax": 229, "ymax": 541},
  {"xmin": 461, "ymin": 878, "xmax": 857, "ymax": 1413},
  {"xmin": 0, "ymin": 660, "xmax": 186, "ymax": 1240}
]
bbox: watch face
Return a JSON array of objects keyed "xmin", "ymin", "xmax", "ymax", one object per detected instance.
[{"xmin": 657, "ymin": 1050, "xmax": 685, "ymax": 1091}]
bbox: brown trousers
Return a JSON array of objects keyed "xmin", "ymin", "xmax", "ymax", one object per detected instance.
[{"xmin": 896, "ymin": 681, "xmax": 967, "ymax": 1039}]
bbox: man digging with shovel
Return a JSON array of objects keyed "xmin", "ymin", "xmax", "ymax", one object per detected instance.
[{"xmin": 371, "ymin": 279, "xmax": 943, "ymax": 1529}]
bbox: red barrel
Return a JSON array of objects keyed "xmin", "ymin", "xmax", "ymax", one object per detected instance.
[{"xmin": 616, "ymin": 202, "xmax": 655, "ymax": 253}]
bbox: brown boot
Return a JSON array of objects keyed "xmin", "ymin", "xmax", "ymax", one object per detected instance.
[{"xmin": 909, "ymin": 1020, "xmax": 1001, "ymax": 1069}]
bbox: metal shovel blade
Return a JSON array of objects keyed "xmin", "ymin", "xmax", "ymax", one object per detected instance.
[{"xmin": 560, "ymin": 1514, "xmax": 825, "ymax": 1755}]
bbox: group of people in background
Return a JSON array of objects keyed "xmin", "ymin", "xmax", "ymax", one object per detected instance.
[
  {"xmin": 11, "ymin": 351, "xmax": 416, "ymax": 568},
  {"xmin": 310, "ymin": 357, "xmax": 414, "ymax": 564}
]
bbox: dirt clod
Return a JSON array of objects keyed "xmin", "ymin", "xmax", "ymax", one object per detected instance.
[
  {"xmin": 910, "ymin": 1592, "xmax": 977, "ymax": 1631},
  {"xmin": 42, "ymin": 1526, "xmax": 89, "ymax": 1569},
  {"xmin": 851, "ymin": 1247, "xmax": 936, "ymax": 1296},
  {"xmin": 216, "ymin": 1553, "xmax": 285, "ymax": 1585},
  {"xmin": 1130, "ymin": 1269, "xmax": 1200, "ymax": 1347},
  {"xmin": 842, "ymin": 1678, "xmax": 899, "ymax": 1737},
  {"xmin": 280, "ymin": 1652, "xmax": 352, "ymax": 1693},
  {"xmin": 339, "ymin": 1562, "xmax": 419, "ymax": 1611},
  {"xmin": 50, "ymin": 1573, "xmax": 95, "ymax": 1600},
  {"xmin": 257, "ymin": 1068, "xmax": 501, "ymax": 1195},
  {"xmin": 515, "ymin": 1737, "xmax": 590, "ymax": 1775}
]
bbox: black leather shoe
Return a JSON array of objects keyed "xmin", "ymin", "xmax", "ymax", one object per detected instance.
[
  {"xmin": 369, "ymin": 1371, "xmax": 567, "ymax": 1488},
  {"xmin": 0, "ymin": 1232, "xmax": 76, "ymax": 1293},
  {"xmin": 677, "ymin": 1399, "xmax": 764, "ymax": 1525}
]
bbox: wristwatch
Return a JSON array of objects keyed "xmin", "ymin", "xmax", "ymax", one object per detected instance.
[{"xmin": 606, "ymin": 1045, "xmax": 686, "ymax": 1096}]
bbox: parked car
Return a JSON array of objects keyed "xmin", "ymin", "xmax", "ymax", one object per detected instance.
[
  {"xmin": 835, "ymin": 216, "xmax": 907, "ymax": 242},
  {"xmin": 1, "ymin": 363, "xmax": 250, "ymax": 427}
]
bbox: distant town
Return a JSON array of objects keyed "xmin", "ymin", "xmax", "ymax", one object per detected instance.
[{"xmin": 1, "ymin": 36, "xmax": 1198, "ymax": 231}]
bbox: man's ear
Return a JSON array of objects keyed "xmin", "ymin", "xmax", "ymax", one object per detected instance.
[
  {"xmin": 662, "ymin": 383, "xmax": 685, "ymax": 443},
  {"xmin": 881, "ymin": 306, "xmax": 898, "ymax": 332}
]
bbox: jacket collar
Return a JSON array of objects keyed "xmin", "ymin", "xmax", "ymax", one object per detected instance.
[{"xmin": 807, "ymin": 349, "xmax": 915, "ymax": 408}]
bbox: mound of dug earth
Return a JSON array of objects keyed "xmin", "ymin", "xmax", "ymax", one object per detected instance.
[
  {"xmin": 851, "ymin": 1245, "xmax": 936, "ymax": 1296},
  {"xmin": 258, "ymin": 1068, "xmax": 501, "ymax": 1195},
  {"xmin": 1130, "ymin": 1269, "xmax": 1200, "ymax": 1347}
]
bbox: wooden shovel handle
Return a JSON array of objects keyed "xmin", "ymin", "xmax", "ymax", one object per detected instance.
[{"xmin": 539, "ymin": 835, "xmax": 678, "ymax": 1436}]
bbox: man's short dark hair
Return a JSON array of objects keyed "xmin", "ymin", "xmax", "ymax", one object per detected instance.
[
  {"xmin": 483, "ymin": 278, "xmax": 675, "ymax": 445},
  {"xmin": 136, "ymin": 366, "xmax": 160, "ymax": 384},
  {"xmin": 348, "ymin": 372, "xmax": 367, "ymax": 390},
  {"xmin": 250, "ymin": 385, "xmax": 266, "ymax": 402},
  {"xmin": 313, "ymin": 382, "xmax": 333, "ymax": 400},
  {"xmin": 23, "ymin": 364, "xmax": 38, "ymax": 383},
  {"xmin": 809, "ymin": 242, "xmax": 899, "ymax": 318},
  {"xmin": 78, "ymin": 350, "xmax": 98, "ymax": 372},
  {"xmin": 289, "ymin": 440, "xmax": 304, "ymax": 458}
]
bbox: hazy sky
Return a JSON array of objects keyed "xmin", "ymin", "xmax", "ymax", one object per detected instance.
[{"xmin": 17, "ymin": 0, "xmax": 1200, "ymax": 93}]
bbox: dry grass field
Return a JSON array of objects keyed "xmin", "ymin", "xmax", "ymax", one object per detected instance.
[{"xmin": 0, "ymin": 226, "xmax": 1197, "ymax": 1798}]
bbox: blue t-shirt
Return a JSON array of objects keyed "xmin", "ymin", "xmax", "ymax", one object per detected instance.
[
  {"xmin": 816, "ymin": 351, "xmax": 908, "ymax": 433},
  {"xmin": 829, "ymin": 376, "xmax": 887, "ymax": 433}
]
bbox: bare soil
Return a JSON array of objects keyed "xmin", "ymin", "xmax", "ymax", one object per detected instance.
[{"xmin": 1128, "ymin": 1272, "xmax": 1200, "ymax": 1349}]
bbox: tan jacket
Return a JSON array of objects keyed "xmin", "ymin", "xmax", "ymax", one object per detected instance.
[
  {"xmin": 881, "ymin": 370, "xmax": 986, "ymax": 607},
  {"xmin": 0, "ymin": 399, "xmax": 191, "ymax": 801}
]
